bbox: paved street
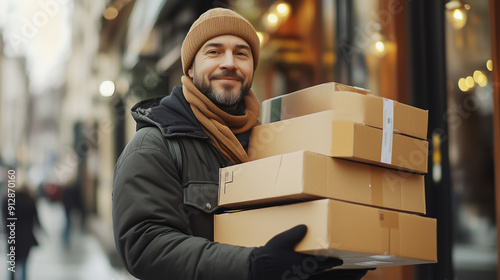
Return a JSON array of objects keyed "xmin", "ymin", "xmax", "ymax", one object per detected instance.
[{"xmin": 1, "ymin": 198, "xmax": 135, "ymax": 280}]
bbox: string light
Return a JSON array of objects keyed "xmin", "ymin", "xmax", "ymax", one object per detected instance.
[
  {"xmin": 458, "ymin": 61, "xmax": 491, "ymax": 92},
  {"xmin": 375, "ymin": 41, "xmax": 385, "ymax": 53},
  {"xmin": 473, "ymin": 70, "xmax": 488, "ymax": 87},
  {"xmin": 445, "ymin": 0, "xmax": 468, "ymax": 29},
  {"xmin": 453, "ymin": 9, "xmax": 464, "ymax": 21},
  {"xmin": 458, "ymin": 78, "xmax": 469, "ymax": 92},
  {"xmin": 262, "ymin": 1, "xmax": 291, "ymax": 32},
  {"xmin": 465, "ymin": 76, "xmax": 475, "ymax": 88},
  {"xmin": 486, "ymin": 60, "xmax": 493, "ymax": 71},
  {"xmin": 267, "ymin": 13, "xmax": 278, "ymax": 24},
  {"xmin": 367, "ymin": 26, "xmax": 388, "ymax": 57},
  {"xmin": 276, "ymin": 2, "xmax": 290, "ymax": 17}
]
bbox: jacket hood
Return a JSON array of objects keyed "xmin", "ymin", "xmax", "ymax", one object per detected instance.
[{"xmin": 131, "ymin": 86, "xmax": 207, "ymax": 138}]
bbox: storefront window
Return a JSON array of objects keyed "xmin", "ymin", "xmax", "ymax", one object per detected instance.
[
  {"xmin": 444, "ymin": 0, "xmax": 498, "ymax": 278},
  {"xmin": 232, "ymin": 0, "xmax": 387, "ymax": 101}
]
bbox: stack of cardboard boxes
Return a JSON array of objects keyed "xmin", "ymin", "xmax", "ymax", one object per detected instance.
[{"xmin": 214, "ymin": 83, "xmax": 437, "ymax": 269}]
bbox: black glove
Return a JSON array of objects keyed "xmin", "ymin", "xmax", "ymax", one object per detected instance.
[
  {"xmin": 250, "ymin": 225, "xmax": 343, "ymax": 280},
  {"xmin": 308, "ymin": 268, "xmax": 374, "ymax": 280}
]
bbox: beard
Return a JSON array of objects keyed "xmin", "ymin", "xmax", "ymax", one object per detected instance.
[{"xmin": 194, "ymin": 70, "xmax": 252, "ymax": 108}]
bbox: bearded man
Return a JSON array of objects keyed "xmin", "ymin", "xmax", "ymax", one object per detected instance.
[{"xmin": 112, "ymin": 7, "xmax": 369, "ymax": 280}]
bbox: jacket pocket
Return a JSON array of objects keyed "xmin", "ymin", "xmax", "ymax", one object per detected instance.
[{"xmin": 183, "ymin": 181, "xmax": 219, "ymax": 214}]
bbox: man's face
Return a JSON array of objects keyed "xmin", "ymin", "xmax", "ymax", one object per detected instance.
[{"xmin": 188, "ymin": 35, "xmax": 254, "ymax": 111}]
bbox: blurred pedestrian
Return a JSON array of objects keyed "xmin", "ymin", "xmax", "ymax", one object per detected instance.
[
  {"xmin": 43, "ymin": 149, "xmax": 84, "ymax": 248},
  {"xmin": 112, "ymin": 7, "xmax": 370, "ymax": 280},
  {"xmin": 60, "ymin": 180, "xmax": 84, "ymax": 248},
  {"xmin": 2, "ymin": 185, "xmax": 42, "ymax": 280}
]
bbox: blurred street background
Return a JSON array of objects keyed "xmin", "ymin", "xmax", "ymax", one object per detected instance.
[
  {"xmin": 0, "ymin": 198, "xmax": 134, "ymax": 280},
  {"xmin": 0, "ymin": 0, "xmax": 499, "ymax": 279}
]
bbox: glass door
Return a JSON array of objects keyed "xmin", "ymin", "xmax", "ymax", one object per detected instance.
[{"xmin": 444, "ymin": 0, "xmax": 498, "ymax": 278}]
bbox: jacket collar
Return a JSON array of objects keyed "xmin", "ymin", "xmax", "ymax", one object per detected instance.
[{"xmin": 131, "ymin": 86, "xmax": 207, "ymax": 138}]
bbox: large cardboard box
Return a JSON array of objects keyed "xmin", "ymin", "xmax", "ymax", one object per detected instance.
[
  {"xmin": 261, "ymin": 83, "xmax": 428, "ymax": 140},
  {"xmin": 214, "ymin": 199, "xmax": 437, "ymax": 269},
  {"xmin": 219, "ymin": 151, "xmax": 426, "ymax": 214},
  {"xmin": 248, "ymin": 110, "xmax": 429, "ymax": 174}
]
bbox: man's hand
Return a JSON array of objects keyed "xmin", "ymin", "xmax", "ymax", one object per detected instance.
[{"xmin": 250, "ymin": 225, "xmax": 343, "ymax": 280}]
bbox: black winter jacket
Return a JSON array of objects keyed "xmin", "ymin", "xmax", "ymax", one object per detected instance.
[{"xmin": 112, "ymin": 86, "xmax": 254, "ymax": 280}]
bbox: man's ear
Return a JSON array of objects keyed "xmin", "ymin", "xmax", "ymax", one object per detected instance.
[{"xmin": 187, "ymin": 67, "xmax": 194, "ymax": 78}]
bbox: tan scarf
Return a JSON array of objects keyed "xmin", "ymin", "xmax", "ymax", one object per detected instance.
[{"xmin": 181, "ymin": 75, "xmax": 260, "ymax": 163}]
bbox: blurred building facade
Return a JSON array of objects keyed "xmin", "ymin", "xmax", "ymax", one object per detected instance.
[{"xmin": 0, "ymin": 0, "xmax": 499, "ymax": 279}]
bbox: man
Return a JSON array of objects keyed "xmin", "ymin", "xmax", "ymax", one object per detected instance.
[
  {"xmin": 2, "ymin": 183, "xmax": 41, "ymax": 280},
  {"xmin": 112, "ymin": 7, "xmax": 369, "ymax": 280}
]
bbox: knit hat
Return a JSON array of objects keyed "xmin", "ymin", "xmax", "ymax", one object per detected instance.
[{"xmin": 181, "ymin": 8, "xmax": 260, "ymax": 75}]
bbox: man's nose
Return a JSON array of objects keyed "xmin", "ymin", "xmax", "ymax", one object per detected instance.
[{"xmin": 219, "ymin": 51, "xmax": 237, "ymax": 70}]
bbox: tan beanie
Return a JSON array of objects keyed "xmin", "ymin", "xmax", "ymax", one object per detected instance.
[{"xmin": 181, "ymin": 8, "xmax": 260, "ymax": 75}]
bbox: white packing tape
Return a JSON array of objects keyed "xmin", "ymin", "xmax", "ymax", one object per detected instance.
[{"xmin": 381, "ymin": 99, "xmax": 394, "ymax": 164}]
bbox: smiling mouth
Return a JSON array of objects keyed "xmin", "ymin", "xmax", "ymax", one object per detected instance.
[
  {"xmin": 215, "ymin": 77, "xmax": 240, "ymax": 81},
  {"xmin": 209, "ymin": 71, "xmax": 244, "ymax": 82}
]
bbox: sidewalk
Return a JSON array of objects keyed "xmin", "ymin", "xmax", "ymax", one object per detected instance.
[{"xmin": 1, "ymin": 198, "xmax": 135, "ymax": 280}]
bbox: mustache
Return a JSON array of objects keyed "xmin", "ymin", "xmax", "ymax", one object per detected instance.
[{"xmin": 209, "ymin": 71, "xmax": 244, "ymax": 81}]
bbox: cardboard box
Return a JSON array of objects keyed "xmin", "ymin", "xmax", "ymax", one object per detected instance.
[
  {"xmin": 219, "ymin": 151, "xmax": 426, "ymax": 214},
  {"xmin": 214, "ymin": 199, "xmax": 437, "ymax": 269},
  {"xmin": 248, "ymin": 110, "xmax": 429, "ymax": 174},
  {"xmin": 261, "ymin": 83, "xmax": 428, "ymax": 140}
]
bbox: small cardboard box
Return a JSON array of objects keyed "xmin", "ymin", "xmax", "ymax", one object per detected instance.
[
  {"xmin": 219, "ymin": 151, "xmax": 426, "ymax": 214},
  {"xmin": 261, "ymin": 83, "xmax": 428, "ymax": 140},
  {"xmin": 214, "ymin": 199, "xmax": 437, "ymax": 269},
  {"xmin": 248, "ymin": 110, "xmax": 429, "ymax": 174}
]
